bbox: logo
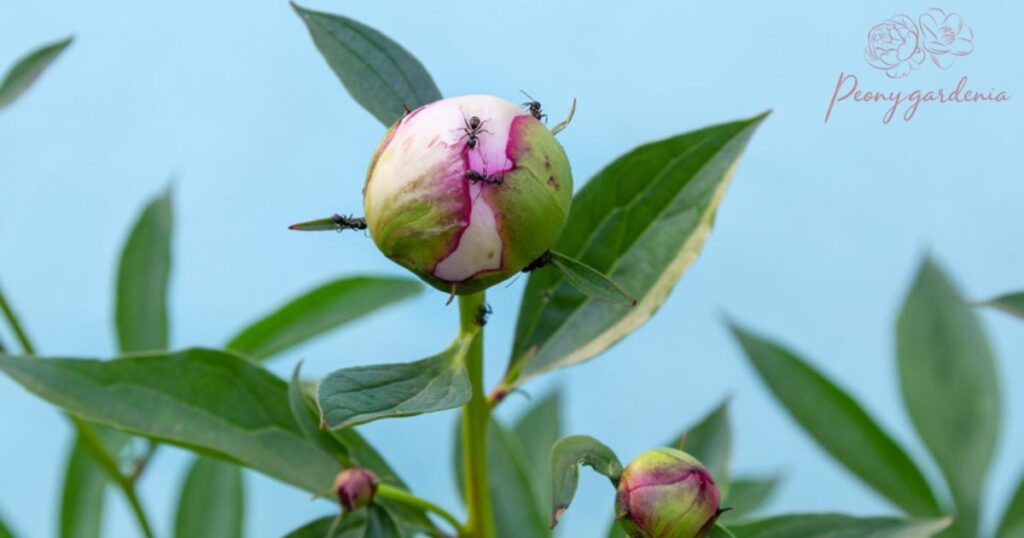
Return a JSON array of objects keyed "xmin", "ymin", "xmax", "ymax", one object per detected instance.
[{"xmin": 825, "ymin": 8, "xmax": 1009, "ymax": 124}]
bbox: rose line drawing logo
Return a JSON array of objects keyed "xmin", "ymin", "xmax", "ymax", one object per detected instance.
[{"xmin": 864, "ymin": 8, "xmax": 974, "ymax": 78}]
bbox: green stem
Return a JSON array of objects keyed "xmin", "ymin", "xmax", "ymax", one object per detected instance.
[
  {"xmin": 377, "ymin": 484, "xmax": 467, "ymax": 535},
  {"xmin": 0, "ymin": 284, "xmax": 155, "ymax": 538},
  {"xmin": 458, "ymin": 292, "xmax": 494, "ymax": 538}
]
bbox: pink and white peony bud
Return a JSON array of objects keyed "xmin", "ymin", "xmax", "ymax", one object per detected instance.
[
  {"xmin": 615, "ymin": 448, "xmax": 721, "ymax": 538},
  {"xmin": 364, "ymin": 94, "xmax": 573, "ymax": 295}
]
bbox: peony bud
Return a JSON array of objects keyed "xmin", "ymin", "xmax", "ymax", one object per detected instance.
[
  {"xmin": 615, "ymin": 448, "xmax": 721, "ymax": 538},
  {"xmin": 364, "ymin": 94, "xmax": 573, "ymax": 295},
  {"xmin": 334, "ymin": 467, "xmax": 378, "ymax": 511}
]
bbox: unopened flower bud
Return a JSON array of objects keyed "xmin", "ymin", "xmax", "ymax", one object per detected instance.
[
  {"xmin": 364, "ymin": 94, "xmax": 573, "ymax": 295},
  {"xmin": 334, "ymin": 467, "xmax": 378, "ymax": 511},
  {"xmin": 615, "ymin": 448, "xmax": 721, "ymax": 538}
]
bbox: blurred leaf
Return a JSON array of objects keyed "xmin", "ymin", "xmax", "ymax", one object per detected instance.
[
  {"xmin": 318, "ymin": 335, "xmax": 473, "ymax": 429},
  {"xmin": 364, "ymin": 504, "xmax": 403, "ymax": 538},
  {"xmin": 174, "ymin": 457, "xmax": 244, "ymax": 538},
  {"xmin": 512, "ymin": 390, "xmax": 563, "ymax": 516},
  {"xmin": 292, "ymin": 4, "xmax": 442, "ymax": 126},
  {"xmin": 59, "ymin": 430, "xmax": 129, "ymax": 538},
  {"xmin": 719, "ymin": 476, "xmax": 780, "ymax": 524},
  {"xmin": 997, "ymin": 472, "xmax": 1024, "ymax": 538},
  {"xmin": 508, "ymin": 113, "xmax": 768, "ymax": 387},
  {"xmin": 452, "ymin": 418, "xmax": 549, "ymax": 537},
  {"xmin": 709, "ymin": 525, "xmax": 738, "ymax": 538},
  {"xmin": 731, "ymin": 325, "xmax": 941, "ymax": 516},
  {"xmin": 548, "ymin": 251, "xmax": 636, "ymax": 306},
  {"xmin": 727, "ymin": 514, "xmax": 951, "ymax": 537},
  {"xmin": 675, "ymin": 399, "xmax": 732, "ymax": 498},
  {"xmin": 550, "ymin": 435, "xmax": 623, "ymax": 528},
  {"xmin": 0, "ymin": 349, "xmax": 340, "ymax": 494},
  {"xmin": 0, "ymin": 512, "xmax": 12, "ymax": 538},
  {"xmin": 897, "ymin": 258, "xmax": 1000, "ymax": 533},
  {"xmin": 283, "ymin": 514, "xmax": 363, "ymax": 538},
  {"xmin": 0, "ymin": 36, "xmax": 73, "ymax": 111},
  {"xmin": 290, "ymin": 362, "xmax": 350, "ymax": 464},
  {"xmin": 115, "ymin": 188, "xmax": 172, "ymax": 353},
  {"xmin": 982, "ymin": 292, "xmax": 1024, "ymax": 322},
  {"xmin": 228, "ymin": 276, "xmax": 421, "ymax": 361}
]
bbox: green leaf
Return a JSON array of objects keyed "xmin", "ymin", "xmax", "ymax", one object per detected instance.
[
  {"xmin": 0, "ymin": 36, "xmax": 73, "ymax": 111},
  {"xmin": 363, "ymin": 504, "xmax": 403, "ymax": 538},
  {"xmin": 709, "ymin": 524, "xmax": 738, "ymax": 538},
  {"xmin": 981, "ymin": 292, "xmax": 1024, "ymax": 322},
  {"xmin": 549, "ymin": 435, "xmax": 623, "ymax": 528},
  {"xmin": 283, "ymin": 514, "xmax": 364, "ymax": 538},
  {"xmin": 452, "ymin": 418, "xmax": 550, "ymax": 538},
  {"xmin": 317, "ymin": 335, "xmax": 473, "ymax": 429},
  {"xmin": 997, "ymin": 472, "xmax": 1024, "ymax": 538},
  {"xmin": 512, "ymin": 390, "xmax": 564, "ymax": 516},
  {"xmin": 547, "ymin": 251, "xmax": 636, "ymax": 307},
  {"xmin": 675, "ymin": 399, "xmax": 732, "ymax": 498},
  {"xmin": 0, "ymin": 512, "xmax": 12, "ymax": 538},
  {"xmin": 291, "ymin": 3, "xmax": 442, "ymax": 126},
  {"xmin": 290, "ymin": 362, "xmax": 350, "ymax": 464},
  {"xmin": 59, "ymin": 431, "xmax": 128, "ymax": 538},
  {"xmin": 727, "ymin": 514, "xmax": 952, "ymax": 538},
  {"xmin": 731, "ymin": 324, "xmax": 941, "ymax": 516},
  {"xmin": 508, "ymin": 113, "xmax": 768, "ymax": 387},
  {"xmin": 228, "ymin": 276, "xmax": 421, "ymax": 361},
  {"xmin": 897, "ymin": 258, "xmax": 1001, "ymax": 532},
  {"xmin": 719, "ymin": 476, "xmax": 780, "ymax": 523},
  {"xmin": 115, "ymin": 188, "xmax": 172, "ymax": 353},
  {"xmin": 174, "ymin": 457, "xmax": 244, "ymax": 538},
  {"xmin": 0, "ymin": 349, "xmax": 340, "ymax": 494}
]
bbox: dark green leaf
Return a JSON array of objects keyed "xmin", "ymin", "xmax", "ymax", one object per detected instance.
[
  {"xmin": 709, "ymin": 524, "xmax": 738, "ymax": 538},
  {"xmin": 675, "ymin": 399, "xmax": 732, "ymax": 498},
  {"xmin": 981, "ymin": 292, "xmax": 1024, "ymax": 321},
  {"xmin": 550, "ymin": 435, "xmax": 623, "ymax": 528},
  {"xmin": 174, "ymin": 457, "xmax": 244, "ymax": 538},
  {"xmin": 228, "ymin": 276, "xmax": 421, "ymax": 361},
  {"xmin": 731, "ymin": 325, "xmax": 941, "ymax": 516},
  {"xmin": 727, "ymin": 514, "xmax": 951, "ymax": 538},
  {"xmin": 318, "ymin": 335, "xmax": 473, "ymax": 429},
  {"xmin": 508, "ymin": 113, "xmax": 768, "ymax": 387},
  {"xmin": 290, "ymin": 362, "xmax": 350, "ymax": 464},
  {"xmin": 547, "ymin": 251, "xmax": 636, "ymax": 307},
  {"xmin": 897, "ymin": 258, "xmax": 1000, "ymax": 533},
  {"xmin": 363, "ymin": 504, "xmax": 403, "ymax": 538},
  {"xmin": 59, "ymin": 430, "xmax": 128, "ymax": 538},
  {"xmin": 115, "ymin": 188, "xmax": 172, "ymax": 353},
  {"xmin": 452, "ymin": 418, "xmax": 550, "ymax": 537},
  {"xmin": 719, "ymin": 476, "xmax": 780, "ymax": 523},
  {"xmin": 292, "ymin": 3, "xmax": 442, "ymax": 126},
  {"xmin": 513, "ymin": 390, "xmax": 563, "ymax": 516},
  {"xmin": 0, "ymin": 349, "xmax": 340, "ymax": 494},
  {"xmin": 283, "ymin": 514, "xmax": 364, "ymax": 538},
  {"xmin": 0, "ymin": 36, "xmax": 73, "ymax": 110},
  {"xmin": 997, "ymin": 472, "xmax": 1024, "ymax": 538},
  {"xmin": 0, "ymin": 512, "xmax": 12, "ymax": 538}
]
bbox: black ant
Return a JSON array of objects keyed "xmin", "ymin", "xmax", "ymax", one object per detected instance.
[
  {"xmin": 330, "ymin": 214, "xmax": 367, "ymax": 231},
  {"xmin": 466, "ymin": 169, "xmax": 504, "ymax": 186},
  {"xmin": 520, "ymin": 90, "xmax": 546, "ymax": 123},
  {"xmin": 475, "ymin": 303, "xmax": 493, "ymax": 326},
  {"xmin": 457, "ymin": 115, "xmax": 490, "ymax": 149}
]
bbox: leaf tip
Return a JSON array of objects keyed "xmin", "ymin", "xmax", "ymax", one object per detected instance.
[{"xmin": 551, "ymin": 506, "xmax": 567, "ymax": 529}]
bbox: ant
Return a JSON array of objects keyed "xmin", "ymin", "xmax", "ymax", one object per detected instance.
[
  {"xmin": 457, "ymin": 114, "xmax": 490, "ymax": 149},
  {"xmin": 329, "ymin": 214, "xmax": 367, "ymax": 231},
  {"xmin": 466, "ymin": 169, "xmax": 504, "ymax": 186},
  {"xmin": 520, "ymin": 90, "xmax": 547, "ymax": 123},
  {"xmin": 475, "ymin": 303, "xmax": 493, "ymax": 326}
]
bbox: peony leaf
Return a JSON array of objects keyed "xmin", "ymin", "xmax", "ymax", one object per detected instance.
[
  {"xmin": 317, "ymin": 334, "xmax": 474, "ymax": 429},
  {"xmin": 547, "ymin": 251, "xmax": 636, "ymax": 307},
  {"xmin": 549, "ymin": 435, "xmax": 622, "ymax": 529},
  {"xmin": 997, "ymin": 472, "xmax": 1024, "ymax": 538},
  {"xmin": 173, "ymin": 457, "xmax": 244, "ymax": 538},
  {"xmin": 719, "ymin": 476, "xmax": 781, "ymax": 524},
  {"xmin": 0, "ymin": 36, "xmax": 73, "ymax": 111},
  {"xmin": 726, "ymin": 514, "xmax": 951, "ymax": 537},
  {"xmin": 227, "ymin": 276, "xmax": 421, "ymax": 361},
  {"xmin": 292, "ymin": 4, "xmax": 442, "ymax": 127},
  {"xmin": 980, "ymin": 291, "xmax": 1024, "ymax": 322},
  {"xmin": 507, "ymin": 113, "xmax": 768, "ymax": 388},
  {"xmin": 115, "ymin": 188, "xmax": 173, "ymax": 354}
]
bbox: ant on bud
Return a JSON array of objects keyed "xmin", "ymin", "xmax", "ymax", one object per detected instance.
[
  {"xmin": 466, "ymin": 169, "xmax": 504, "ymax": 186},
  {"xmin": 475, "ymin": 303, "xmax": 493, "ymax": 326},
  {"xmin": 457, "ymin": 114, "xmax": 490, "ymax": 149},
  {"xmin": 520, "ymin": 90, "xmax": 547, "ymax": 123}
]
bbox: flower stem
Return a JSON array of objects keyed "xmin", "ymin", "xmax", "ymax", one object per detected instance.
[
  {"xmin": 0, "ymin": 283, "xmax": 155, "ymax": 538},
  {"xmin": 458, "ymin": 292, "xmax": 495, "ymax": 538},
  {"xmin": 377, "ymin": 483, "xmax": 467, "ymax": 535}
]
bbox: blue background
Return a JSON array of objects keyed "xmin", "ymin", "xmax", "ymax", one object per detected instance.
[{"xmin": 1, "ymin": 1, "xmax": 1022, "ymax": 536}]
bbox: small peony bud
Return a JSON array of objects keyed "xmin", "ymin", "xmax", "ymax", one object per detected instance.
[
  {"xmin": 334, "ymin": 467, "xmax": 378, "ymax": 511},
  {"xmin": 364, "ymin": 94, "xmax": 573, "ymax": 295},
  {"xmin": 615, "ymin": 448, "xmax": 721, "ymax": 538}
]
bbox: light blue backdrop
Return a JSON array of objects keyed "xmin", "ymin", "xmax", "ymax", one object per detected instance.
[{"xmin": 1, "ymin": 1, "xmax": 1022, "ymax": 536}]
